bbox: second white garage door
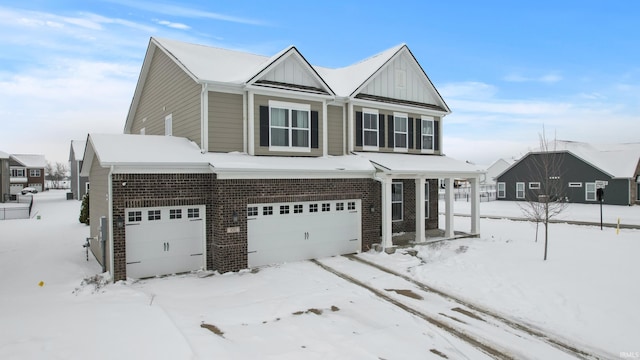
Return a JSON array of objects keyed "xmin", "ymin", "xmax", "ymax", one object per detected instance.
[
  {"xmin": 247, "ymin": 199, "xmax": 361, "ymax": 267},
  {"xmin": 125, "ymin": 205, "xmax": 206, "ymax": 279}
]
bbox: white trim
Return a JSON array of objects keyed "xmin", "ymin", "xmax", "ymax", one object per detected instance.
[
  {"xmin": 247, "ymin": 90, "xmax": 255, "ymax": 155},
  {"xmin": 391, "ymin": 181, "xmax": 403, "ymax": 221},
  {"xmin": 585, "ymin": 182, "xmax": 596, "ymax": 201},
  {"xmin": 568, "ymin": 182, "xmax": 582, "ymax": 188},
  {"xmin": 348, "ymin": 102, "xmax": 354, "ymax": 153},
  {"xmin": 268, "ymin": 100, "xmax": 311, "ymax": 151},
  {"xmin": 529, "ymin": 182, "xmax": 541, "ymax": 189},
  {"xmin": 164, "ymin": 114, "xmax": 173, "ymax": 136},
  {"xmin": 245, "ymin": 84, "xmax": 334, "ymax": 101},
  {"xmin": 201, "ymin": 84, "xmax": 209, "ymax": 152},
  {"xmin": 516, "ymin": 182, "xmax": 525, "ymax": 199},
  {"xmin": 322, "ymin": 100, "xmax": 328, "ymax": 157},
  {"xmin": 242, "ymin": 91, "xmax": 247, "ymax": 153},
  {"xmin": 497, "ymin": 182, "xmax": 506, "ymax": 198},
  {"xmin": 424, "ymin": 180, "xmax": 430, "ymax": 219},
  {"xmin": 362, "ymin": 108, "xmax": 379, "ymax": 150},
  {"xmin": 342, "ymin": 104, "xmax": 347, "ymax": 155},
  {"xmin": 213, "ymin": 169, "xmax": 373, "ymax": 180},
  {"xmin": 140, "ymin": 127, "xmax": 145, "ymax": 135},
  {"xmin": 350, "ymin": 98, "xmax": 448, "ymax": 118},
  {"xmin": 393, "ymin": 112, "xmax": 408, "ymax": 151},
  {"xmin": 420, "ymin": 116, "xmax": 435, "ymax": 152},
  {"xmin": 108, "ymin": 166, "xmax": 114, "ymax": 280}
]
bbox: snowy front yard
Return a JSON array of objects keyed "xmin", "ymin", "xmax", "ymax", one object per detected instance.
[{"xmin": 0, "ymin": 191, "xmax": 637, "ymax": 359}]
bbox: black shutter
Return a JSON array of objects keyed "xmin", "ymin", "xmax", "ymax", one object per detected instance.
[
  {"xmin": 387, "ymin": 115, "xmax": 394, "ymax": 148},
  {"xmin": 378, "ymin": 114, "xmax": 385, "ymax": 148},
  {"xmin": 415, "ymin": 118, "xmax": 421, "ymax": 149},
  {"xmin": 311, "ymin": 111, "xmax": 319, "ymax": 149},
  {"xmin": 355, "ymin": 111, "xmax": 363, "ymax": 147},
  {"xmin": 259, "ymin": 106, "xmax": 269, "ymax": 147},
  {"xmin": 408, "ymin": 117, "xmax": 414, "ymax": 149},
  {"xmin": 434, "ymin": 121, "xmax": 440, "ymax": 151}
]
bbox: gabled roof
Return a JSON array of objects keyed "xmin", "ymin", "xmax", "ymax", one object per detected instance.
[
  {"xmin": 10, "ymin": 154, "xmax": 47, "ymax": 168},
  {"xmin": 499, "ymin": 140, "xmax": 640, "ymax": 179},
  {"xmin": 69, "ymin": 140, "xmax": 86, "ymax": 162},
  {"xmin": 0, "ymin": 150, "xmax": 9, "ymax": 159}
]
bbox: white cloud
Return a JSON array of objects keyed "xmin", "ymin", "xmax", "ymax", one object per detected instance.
[
  {"xmin": 155, "ymin": 19, "xmax": 191, "ymax": 30},
  {"xmin": 438, "ymin": 81, "xmax": 497, "ymax": 99},
  {"xmin": 503, "ymin": 73, "xmax": 562, "ymax": 83}
]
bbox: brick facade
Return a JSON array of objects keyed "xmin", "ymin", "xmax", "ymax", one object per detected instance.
[
  {"xmin": 392, "ymin": 179, "xmax": 439, "ymax": 233},
  {"xmin": 110, "ymin": 174, "xmax": 383, "ymax": 280}
]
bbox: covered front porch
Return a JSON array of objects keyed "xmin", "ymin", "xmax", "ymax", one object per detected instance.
[{"xmin": 356, "ymin": 152, "xmax": 484, "ymax": 249}]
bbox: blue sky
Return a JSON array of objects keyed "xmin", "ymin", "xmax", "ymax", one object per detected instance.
[{"xmin": 1, "ymin": 1, "xmax": 639, "ymax": 166}]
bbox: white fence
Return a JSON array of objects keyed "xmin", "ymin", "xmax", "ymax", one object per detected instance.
[
  {"xmin": 438, "ymin": 184, "xmax": 497, "ymax": 202},
  {"xmin": 0, "ymin": 195, "xmax": 33, "ymax": 220}
]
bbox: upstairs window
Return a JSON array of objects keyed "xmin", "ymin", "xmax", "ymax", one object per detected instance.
[
  {"xmin": 393, "ymin": 113, "xmax": 408, "ymax": 150},
  {"xmin": 10, "ymin": 168, "xmax": 25, "ymax": 177},
  {"xmin": 29, "ymin": 169, "xmax": 41, "ymax": 177},
  {"xmin": 269, "ymin": 101, "xmax": 310, "ymax": 151},
  {"xmin": 421, "ymin": 117, "xmax": 434, "ymax": 151},
  {"xmin": 362, "ymin": 108, "xmax": 379, "ymax": 149}
]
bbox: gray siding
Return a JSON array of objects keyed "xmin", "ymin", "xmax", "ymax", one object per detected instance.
[
  {"xmin": 209, "ymin": 91, "xmax": 243, "ymax": 152},
  {"xmin": 497, "ymin": 152, "xmax": 631, "ymax": 205},
  {"xmin": 352, "ymin": 105, "xmax": 441, "ymax": 155},
  {"xmin": 88, "ymin": 158, "xmax": 110, "ymax": 271},
  {"xmin": 327, "ymin": 105, "xmax": 344, "ymax": 155},
  {"xmin": 254, "ymin": 94, "xmax": 323, "ymax": 157},
  {"xmin": 130, "ymin": 49, "xmax": 201, "ymax": 145}
]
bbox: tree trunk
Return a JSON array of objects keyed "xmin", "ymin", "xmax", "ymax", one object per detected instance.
[
  {"xmin": 544, "ymin": 203, "xmax": 549, "ymax": 261},
  {"xmin": 535, "ymin": 221, "xmax": 539, "ymax": 242}
]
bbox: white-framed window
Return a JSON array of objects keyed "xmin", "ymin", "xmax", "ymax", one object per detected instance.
[
  {"xmin": 169, "ymin": 209, "xmax": 182, "ymax": 219},
  {"xmin": 392, "ymin": 182, "xmax": 403, "ymax": 221},
  {"xmin": 362, "ymin": 108, "xmax": 379, "ymax": 149},
  {"xmin": 568, "ymin": 182, "xmax": 582, "ymax": 188},
  {"xmin": 348, "ymin": 201, "xmax": 356, "ymax": 210},
  {"xmin": 424, "ymin": 181, "xmax": 430, "ymax": 219},
  {"xmin": 29, "ymin": 169, "xmax": 41, "ymax": 177},
  {"xmin": 309, "ymin": 204, "xmax": 318, "ymax": 213},
  {"xmin": 585, "ymin": 182, "xmax": 596, "ymax": 201},
  {"xmin": 187, "ymin": 208, "xmax": 200, "ymax": 218},
  {"xmin": 336, "ymin": 202, "xmax": 344, "ymax": 211},
  {"xmin": 516, "ymin": 182, "xmax": 525, "ymax": 199},
  {"xmin": 393, "ymin": 113, "xmax": 408, "ymax": 151},
  {"xmin": 279, "ymin": 205, "xmax": 289, "ymax": 214},
  {"xmin": 247, "ymin": 206, "xmax": 258, "ymax": 217},
  {"xmin": 128, "ymin": 211, "xmax": 142, "ymax": 222},
  {"xmin": 148, "ymin": 210, "xmax": 161, "ymax": 221},
  {"xmin": 164, "ymin": 114, "xmax": 172, "ymax": 136},
  {"xmin": 421, "ymin": 116, "xmax": 434, "ymax": 152},
  {"xmin": 263, "ymin": 206, "xmax": 273, "ymax": 216},
  {"xmin": 497, "ymin": 182, "xmax": 506, "ymax": 198},
  {"xmin": 322, "ymin": 203, "xmax": 330, "ymax": 212},
  {"xmin": 293, "ymin": 204, "xmax": 303, "ymax": 214},
  {"xmin": 10, "ymin": 167, "xmax": 25, "ymax": 177},
  {"xmin": 529, "ymin": 182, "xmax": 540, "ymax": 189},
  {"xmin": 269, "ymin": 100, "xmax": 311, "ymax": 152}
]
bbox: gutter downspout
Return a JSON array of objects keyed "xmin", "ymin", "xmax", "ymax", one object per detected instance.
[
  {"xmin": 107, "ymin": 165, "xmax": 114, "ymax": 281},
  {"xmin": 201, "ymin": 83, "xmax": 209, "ymax": 153},
  {"xmin": 76, "ymin": 160, "xmax": 80, "ymax": 199}
]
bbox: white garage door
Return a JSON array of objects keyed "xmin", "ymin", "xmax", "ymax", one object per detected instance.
[
  {"xmin": 10, "ymin": 184, "xmax": 23, "ymax": 195},
  {"xmin": 28, "ymin": 183, "xmax": 42, "ymax": 192},
  {"xmin": 247, "ymin": 199, "xmax": 361, "ymax": 267},
  {"xmin": 125, "ymin": 205, "xmax": 206, "ymax": 279}
]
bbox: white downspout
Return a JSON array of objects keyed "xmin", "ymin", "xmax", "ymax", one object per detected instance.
[
  {"xmin": 247, "ymin": 90, "xmax": 255, "ymax": 156},
  {"xmin": 342, "ymin": 104, "xmax": 347, "ymax": 155},
  {"xmin": 76, "ymin": 160, "xmax": 80, "ymax": 199},
  {"xmin": 200, "ymin": 83, "xmax": 209, "ymax": 153},
  {"xmin": 242, "ymin": 91, "xmax": 247, "ymax": 153},
  {"xmin": 322, "ymin": 100, "xmax": 328, "ymax": 157},
  {"xmin": 107, "ymin": 165, "xmax": 114, "ymax": 281},
  {"xmin": 348, "ymin": 102, "xmax": 354, "ymax": 153}
]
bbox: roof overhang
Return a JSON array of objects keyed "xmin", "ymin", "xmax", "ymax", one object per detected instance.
[{"xmin": 355, "ymin": 152, "xmax": 484, "ymax": 179}]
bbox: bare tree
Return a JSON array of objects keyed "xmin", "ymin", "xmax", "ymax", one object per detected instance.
[
  {"xmin": 518, "ymin": 129, "xmax": 569, "ymax": 260},
  {"xmin": 45, "ymin": 161, "xmax": 69, "ymax": 189}
]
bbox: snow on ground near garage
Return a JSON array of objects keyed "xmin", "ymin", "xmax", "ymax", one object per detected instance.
[{"xmin": 0, "ymin": 190, "xmax": 637, "ymax": 358}]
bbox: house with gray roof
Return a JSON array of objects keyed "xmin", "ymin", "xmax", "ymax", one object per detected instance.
[
  {"xmin": 82, "ymin": 37, "xmax": 484, "ymax": 281},
  {"xmin": 9, "ymin": 154, "xmax": 47, "ymax": 195},
  {"xmin": 496, "ymin": 141, "xmax": 640, "ymax": 205}
]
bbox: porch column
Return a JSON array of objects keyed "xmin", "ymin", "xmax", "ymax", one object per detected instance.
[
  {"xmin": 444, "ymin": 177, "xmax": 455, "ymax": 238},
  {"xmin": 415, "ymin": 177, "xmax": 426, "ymax": 243},
  {"xmin": 381, "ymin": 177, "xmax": 393, "ymax": 249},
  {"xmin": 470, "ymin": 177, "xmax": 480, "ymax": 235}
]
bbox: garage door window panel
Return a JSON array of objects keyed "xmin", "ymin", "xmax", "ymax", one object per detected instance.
[
  {"xmin": 188, "ymin": 208, "xmax": 200, "ymax": 218},
  {"xmin": 128, "ymin": 211, "xmax": 142, "ymax": 223},
  {"xmin": 263, "ymin": 206, "xmax": 273, "ymax": 216},
  {"xmin": 294, "ymin": 204, "xmax": 303, "ymax": 213},
  {"xmin": 170, "ymin": 209, "xmax": 182, "ymax": 219},
  {"xmin": 248, "ymin": 206, "xmax": 258, "ymax": 217},
  {"xmin": 148, "ymin": 210, "xmax": 161, "ymax": 221},
  {"xmin": 336, "ymin": 202, "xmax": 344, "ymax": 211}
]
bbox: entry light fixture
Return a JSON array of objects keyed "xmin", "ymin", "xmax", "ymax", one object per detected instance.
[
  {"xmin": 116, "ymin": 215, "xmax": 124, "ymax": 229},
  {"xmin": 232, "ymin": 211, "xmax": 238, "ymax": 223},
  {"xmin": 370, "ymin": 205, "xmax": 375, "ymax": 213}
]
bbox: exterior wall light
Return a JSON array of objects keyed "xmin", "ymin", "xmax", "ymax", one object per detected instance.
[
  {"xmin": 232, "ymin": 211, "xmax": 238, "ymax": 223},
  {"xmin": 116, "ymin": 215, "xmax": 124, "ymax": 228}
]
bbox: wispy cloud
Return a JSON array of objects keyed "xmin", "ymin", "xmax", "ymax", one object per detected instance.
[
  {"xmin": 503, "ymin": 73, "xmax": 562, "ymax": 83},
  {"xmin": 155, "ymin": 19, "xmax": 190, "ymax": 30},
  {"xmin": 104, "ymin": 0, "xmax": 268, "ymax": 26}
]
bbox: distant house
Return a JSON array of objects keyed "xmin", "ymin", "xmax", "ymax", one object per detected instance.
[
  {"xmin": 482, "ymin": 158, "xmax": 515, "ymax": 185},
  {"xmin": 0, "ymin": 151, "xmax": 9, "ymax": 202},
  {"xmin": 69, "ymin": 140, "xmax": 88, "ymax": 200},
  {"xmin": 496, "ymin": 141, "xmax": 640, "ymax": 205},
  {"xmin": 9, "ymin": 154, "xmax": 47, "ymax": 194}
]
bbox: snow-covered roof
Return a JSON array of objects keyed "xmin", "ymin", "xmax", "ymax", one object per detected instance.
[
  {"xmin": 206, "ymin": 152, "xmax": 375, "ymax": 179},
  {"xmin": 82, "ymin": 134, "xmax": 375, "ymax": 178},
  {"xmin": 0, "ymin": 150, "xmax": 9, "ymax": 159},
  {"xmin": 531, "ymin": 140, "xmax": 640, "ymax": 178},
  {"xmin": 70, "ymin": 140, "xmax": 86, "ymax": 161},
  {"xmin": 81, "ymin": 134, "xmax": 210, "ymax": 176},
  {"xmin": 10, "ymin": 154, "xmax": 47, "ymax": 168},
  {"xmin": 354, "ymin": 152, "xmax": 485, "ymax": 178}
]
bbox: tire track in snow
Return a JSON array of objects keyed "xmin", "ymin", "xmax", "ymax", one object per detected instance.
[{"xmin": 342, "ymin": 254, "xmax": 614, "ymax": 360}]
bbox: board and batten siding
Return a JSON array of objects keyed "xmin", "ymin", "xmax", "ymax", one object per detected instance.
[
  {"xmin": 352, "ymin": 105, "xmax": 441, "ymax": 155},
  {"xmin": 327, "ymin": 105, "xmax": 344, "ymax": 156},
  {"xmin": 253, "ymin": 94, "xmax": 323, "ymax": 157},
  {"xmin": 129, "ymin": 49, "xmax": 201, "ymax": 145},
  {"xmin": 208, "ymin": 91, "xmax": 243, "ymax": 152},
  {"xmin": 88, "ymin": 158, "xmax": 110, "ymax": 272}
]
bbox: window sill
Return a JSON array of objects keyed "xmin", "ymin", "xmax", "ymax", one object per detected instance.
[
  {"xmin": 269, "ymin": 146, "xmax": 311, "ymax": 153},
  {"xmin": 393, "ymin": 148, "xmax": 408, "ymax": 153},
  {"xmin": 362, "ymin": 146, "xmax": 379, "ymax": 151},
  {"xmin": 421, "ymin": 149, "xmax": 435, "ymax": 154}
]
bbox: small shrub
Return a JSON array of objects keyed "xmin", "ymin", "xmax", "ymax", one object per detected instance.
[{"xmin": 79, "ymin": 193, "xmax": 90, "ymax": 225}]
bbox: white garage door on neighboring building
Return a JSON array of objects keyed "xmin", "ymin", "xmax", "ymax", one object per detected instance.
[
  {"xmin": 28, "ymin": 183, "xmax": 42, "ymax": 192},
  {"xmin": 247, "ymin": 199, "xmax": 361, "ymax": 268},
  {"xmin": 10, "ymin": 184, "xmax": 23, "ymax": 195},
  {"xmin": 125, "ymin": 205, "xmax": 206, "ymax": 279}
]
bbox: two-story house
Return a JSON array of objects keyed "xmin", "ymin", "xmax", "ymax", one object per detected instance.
[
  {"xmin": 9, "ymin": 154, "xmax": 46, "ymax": 194},
  {"xmin": 69, "ymin": 140, "xmax": 89, "ymax": 200},
  {"xmin": 81, "ymin": 37, "xmax": 483, "ymax": 281}
]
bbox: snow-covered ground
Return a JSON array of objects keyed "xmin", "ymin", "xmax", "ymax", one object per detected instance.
[{"xmin": 1, "ymin": 191, "xmax": 637, "ymax": 359}]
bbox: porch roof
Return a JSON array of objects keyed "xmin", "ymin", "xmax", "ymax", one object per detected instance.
[{"xmin": 354, "ymin": 152, "xmax": 485, "ymax": 178}]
